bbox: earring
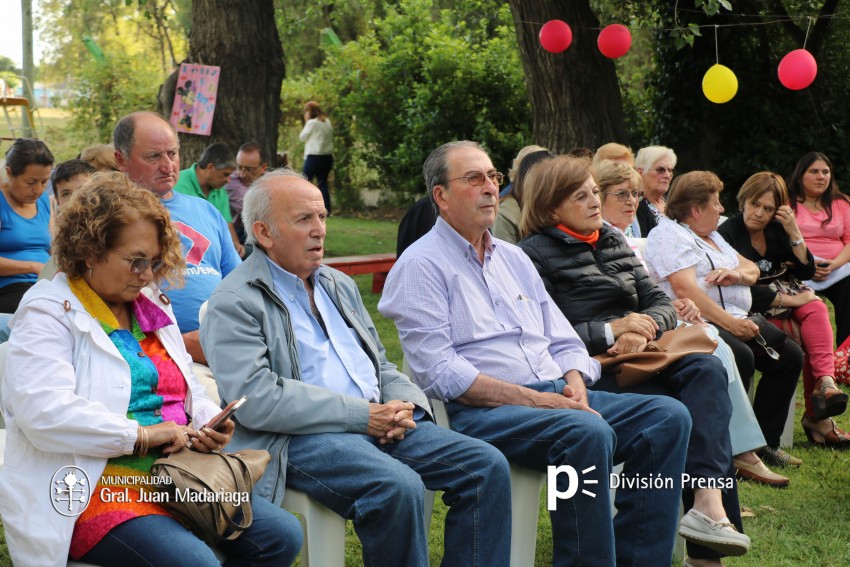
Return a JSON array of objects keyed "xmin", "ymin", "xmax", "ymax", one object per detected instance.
[{"xmin": 88, "ymin": 266, "xmax": 93, "ymax": 278}]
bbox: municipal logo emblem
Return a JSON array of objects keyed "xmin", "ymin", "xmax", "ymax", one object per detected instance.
[{"xmin": 50, "ymin": 466, "xmax": 91, "ymax": 517}]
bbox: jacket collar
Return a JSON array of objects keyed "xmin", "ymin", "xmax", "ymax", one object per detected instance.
[{"xmin": 244, "ymin": 247, "xmax": 336, "ymax": 300}]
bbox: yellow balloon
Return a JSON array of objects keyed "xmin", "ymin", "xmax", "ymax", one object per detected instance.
[{"xmin": 702, "ymin": 64, "xmax": 738, "ymax": 104}]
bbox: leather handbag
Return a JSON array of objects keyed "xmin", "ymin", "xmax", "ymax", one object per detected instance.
[
  {"xmin": 593, "ymin": 324, "xmax": 718, "ymax": 387},
  {"xmin": 150, "ymin": 447, "xmax": 271, "ymax": 544},
  {"xmin": 758, "ymin": 267, "xmax": 811, "ymax": 319}
]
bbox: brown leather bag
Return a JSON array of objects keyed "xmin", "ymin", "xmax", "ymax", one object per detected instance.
[
  {"xmin": 592, "ymin": 324, "xmax": 718, "ymax": 387},
  {"xmin": 150, "ymin": 447, "xmax": 271, "ymax": 544}
]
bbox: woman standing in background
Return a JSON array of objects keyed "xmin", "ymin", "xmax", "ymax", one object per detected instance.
[{"xmin": 300, "ymin": 100, "xmax": 334, "ymax": 213}]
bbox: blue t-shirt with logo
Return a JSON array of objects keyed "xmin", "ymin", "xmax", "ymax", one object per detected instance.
[
  {"xmin": 0, "ymin": 190, "xmax": 51, "ymax": 289},
  {"xmin": 160, "ymin": 191, "xmax": 241, "ymax": 333}
]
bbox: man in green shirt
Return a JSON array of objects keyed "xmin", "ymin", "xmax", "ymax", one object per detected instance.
[{"xmin": 174, "ymin": 142, "xmax": 245, "ymax": 256}]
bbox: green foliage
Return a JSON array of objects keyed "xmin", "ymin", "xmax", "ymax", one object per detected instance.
[
  {"xmin": 275, "ymin": 0, "xmax": 375, "ymax": 77},
  {"xmin": 65, "ymin": 52, "xmax": 160, "ymax": 145},
  {"xmin": 38, "ymin": 0, "xmax": 187, "ymax": 84},
  {"xmin": 0, "ymin": 56, "xmax": 19, "ymax": 75},
  {"xmin": 280, "ymin": 0, "xmax": 530, "ymax": 207},
  {"xmin": 0, "ymin": 72, "xmax": 20, "ymax": 91},
  {"xmin": 645, "ymin": 1, "xmax": 850, "ymax": 210}
]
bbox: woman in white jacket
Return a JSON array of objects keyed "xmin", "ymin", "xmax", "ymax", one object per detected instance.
[
  {"xmin": 0, "ymin": 173, "xmax": 301, "ymax": 566},
  {"xmin": 299, "ymin": 100, "xmax": 334, "ymax": 214}
]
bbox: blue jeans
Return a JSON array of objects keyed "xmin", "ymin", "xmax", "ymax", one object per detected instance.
[
  {"xmin": 448, "ymin": 385, "xmax": 691, "ymax": 567},
  {"xmin": 285, "ymin": 420, "xmax": 511, "ymax": 567},
  {"xmin": 81, "ymin": 494, "xmax": 302, "ymax": 566},
  {"xmin": 0, "ymin": 313, "xmax": 12, "ymax": 343},
  {"xmin": 592, "ymin": 354, "xmax": 741, "ymax": 560}
]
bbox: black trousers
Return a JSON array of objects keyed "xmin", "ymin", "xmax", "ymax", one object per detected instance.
[
  {"xmin": 303, "ymin": 154, "xmax": 334, "ymax": 213},
  {"xmin": 0, "ymin": 282, "xmax": 34, "ymax": 314},
  {"xmin": 716, "ymin": 326, "xmax": 802, "ymax": 447},
  {"xmin": 820, "ymin": 275, "xmax": 850, "ymax": 346}
]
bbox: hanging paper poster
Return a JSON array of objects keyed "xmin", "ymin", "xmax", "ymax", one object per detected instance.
[{"xmin": 170, "ymin": 63, "xmax": 221, "ymax": 135}]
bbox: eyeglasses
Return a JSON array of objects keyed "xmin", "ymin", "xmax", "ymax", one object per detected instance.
[
  {"xmin": 608, "ymin": 190, "xmax": 643, "ymax": 202},
  {"xmin": 447, "ymin": 171, "xmax": 505, "ymax": 187},
  {"xmin": 110, "ymin": 249, "xmax": 165, "ymax": 274},
  {"xmin": 753, "ymin": 334, "xmax": 780, "ymax": 360},
  {"xmin": 653, "ymin": 166, "xmax": 674, "ymax": 176}
]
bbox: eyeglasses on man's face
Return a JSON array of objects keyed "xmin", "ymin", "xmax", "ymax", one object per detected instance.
[
  {"xmin": 608, "ymin": 190, "xmax": 643, "ymax": 202},
  {"xmin": 447, "ymin": 171, "xmax": 505, "ymax": 187},
  {"xmin": 110, "ymin": 248, "xmax": 165, "ymax": 274},
  {"xmin": 653, "ymin": 166, "xmax": 674, "ymax": 176}
]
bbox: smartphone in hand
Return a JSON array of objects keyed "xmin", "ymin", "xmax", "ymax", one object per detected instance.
[{"xmin": 205, "ymin": 396, "xmax": 247, "ymax": 432}]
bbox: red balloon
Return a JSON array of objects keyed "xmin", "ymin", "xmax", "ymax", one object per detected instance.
[
  {"xmin": 539, "ymin": 20, "xmax": 573, "ymax": 53},
  {"xmin": 778, "ymin": 49, "xmax": 818, "ymax": 90},
  {"xmin": 597, "ymin": 24, "xmax": 632, "ymax": 59}
]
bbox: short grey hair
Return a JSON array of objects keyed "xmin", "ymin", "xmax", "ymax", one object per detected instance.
[
  {"xmin": 423, "ymin": 140, "xmax": 486, "ymax": 214},
  {"xmin": 242, "ymin": 167, "xmax": 304, "ymax": 247},
  {"xmin": 112, "ymin": 111, "xmax": 176, "ymax": 157},
  {"xmin": 634, "ymin": 145, "xmax": 677, "ymax": 172}
]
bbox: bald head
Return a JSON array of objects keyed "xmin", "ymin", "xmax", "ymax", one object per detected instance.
[
  {"xmin": 244, "ymin": 168, "xmax": 327, "ymax": 281},
  {"xmin": 113, "ymin": 112, "xmax": 180, "ymax": 197}
]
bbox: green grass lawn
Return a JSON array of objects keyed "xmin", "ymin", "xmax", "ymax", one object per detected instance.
[{"xmin": 3, "ymin": 215, "xmax": 850, "ymax": 566}]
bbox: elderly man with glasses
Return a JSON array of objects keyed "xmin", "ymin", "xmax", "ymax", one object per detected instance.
[
  {"xmin": 225, "ymin": 140, "xmax": 269, "ymax": 246},
  {"xmin": 379, "ymin": 141, "xmax": 699, "ymax": 567},
  {"xmin": 201, "ymin": 168, "xmax": 512, "ymax": 567}
]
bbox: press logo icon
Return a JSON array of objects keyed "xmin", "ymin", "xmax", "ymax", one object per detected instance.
[
  {"xmin": 51, "ymin": 466, "xmax": 91, "ymax": 517},
  {"xmin": 547, "ymin": 465, "xmax": 599, "ymax": 510}
]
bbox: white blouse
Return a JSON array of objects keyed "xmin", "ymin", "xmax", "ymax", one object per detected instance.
[
  {"xmin": 299, "ymin": 118, "xmax": 334, "ymax": 157},
  {"xmin": 644, "ymin": 217, "xmax": 752, "ymax": 319}
]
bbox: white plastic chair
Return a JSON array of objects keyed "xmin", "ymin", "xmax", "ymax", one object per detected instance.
[
  {"xmin": 747, "ymin": 381, "xmax": 797, "ymax": 449},
  {"xmin": 0, "ymin": 341, "xmax": 6, "ymax": 468},
  {"xmin": 282, "ymin": 489, "xmax": 346, "ymax": 566},
  {"xmin": 430, "ymin": 398, "xmax": 545, "ymax": 567}
]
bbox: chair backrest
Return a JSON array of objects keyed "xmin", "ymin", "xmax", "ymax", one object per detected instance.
[
  {"xmin": 198, "ymin": 300, "xmax": 208, "ymax": 325},
  {"xmin": 0, "ymin": 341, "xmax": 7, "ymax": 428}
]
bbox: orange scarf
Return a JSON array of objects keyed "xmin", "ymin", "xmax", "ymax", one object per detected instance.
[{"xmin": 556, "ymin": 223, "xmax": 599, "ymax": 247}]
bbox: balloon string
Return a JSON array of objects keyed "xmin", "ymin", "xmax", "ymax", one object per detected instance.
[
  {"xmin": 803, "ymin": 16, "xmax": 813, "ymax": 49},
  {"xmin": 715, "ymin": 25, "xmax": 719, "ymax": 64}
]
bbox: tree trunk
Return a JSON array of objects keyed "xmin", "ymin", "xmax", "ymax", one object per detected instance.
[
  {"xmin": 507, "ymin": 0, "xmax": 627, "ymax": 153},
  {"xmin": 157, "ymin": 0, "xmax": 285, "ymax": 166}
]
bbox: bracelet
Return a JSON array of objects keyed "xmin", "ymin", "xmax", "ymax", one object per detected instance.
[
  {"xmin": 790, "ymin": 237, "xmax": 805, "ymax": 247},
  {"xmin": 734, "ymin": 270, "xmax": 744, "ymax": 285},
  {"xmin": 136, "ymin": 426, "xmax": 149, "ymax": 457},
  {"xmin": 776, "ymin": 291, "xmax": 783, "ymax": 310}
]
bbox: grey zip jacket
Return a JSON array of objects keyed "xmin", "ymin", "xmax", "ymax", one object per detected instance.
[{"xmin": 200, "ymin": 249, "xmax": 431, "ymax": 505}]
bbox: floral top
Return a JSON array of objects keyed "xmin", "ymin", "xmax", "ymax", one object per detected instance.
[{"xmin": 644, "ymin": 217, "xmax": 752, "ymax": 319}]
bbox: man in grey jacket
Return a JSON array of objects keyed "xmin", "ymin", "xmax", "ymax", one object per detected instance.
[{"xmin": 200, "ymin": 168, "xmax": 511, "ymax": 567}]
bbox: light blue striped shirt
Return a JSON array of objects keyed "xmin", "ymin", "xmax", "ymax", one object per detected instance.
[
  {"xmin": 379, "ymin": 217, "xmax": 600, "ymax": 402},
  {"xmin": 266, "ymin": 258, "xmax": 380, "ymax": 402}
]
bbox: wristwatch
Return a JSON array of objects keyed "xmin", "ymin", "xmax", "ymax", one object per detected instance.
[{"xmin": 790, "ymin": 237, "xmax": 804, "ymax": 247}]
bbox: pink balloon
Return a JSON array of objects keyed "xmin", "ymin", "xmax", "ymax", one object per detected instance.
[
  {"xmin": 597, "ymin": 24, "xmax": 632, "ymax": 59},
  {"xmin": 539, "ymin": 20, "xmax": 573, "ymax": 53},
  {"xmin": 778, "ymin": 49, "xmax": 818, "ymax": 90}
]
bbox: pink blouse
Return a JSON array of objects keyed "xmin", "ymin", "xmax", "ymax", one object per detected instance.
[{"xmin": 795, "ymin": 198, "xmax": 850, "ymax": 260}]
